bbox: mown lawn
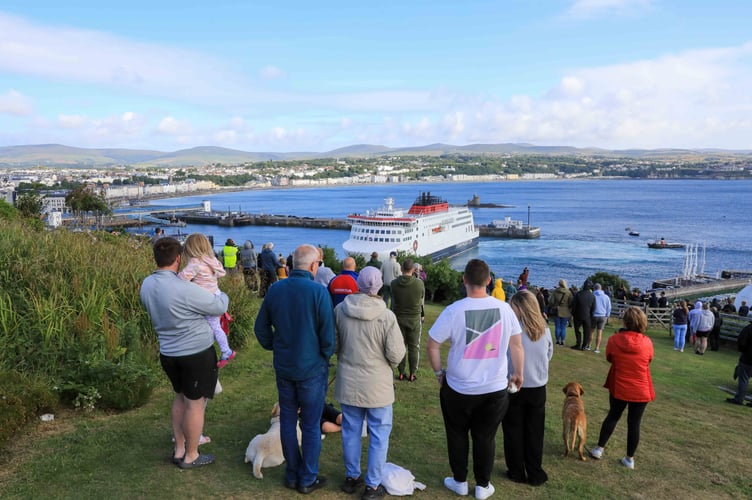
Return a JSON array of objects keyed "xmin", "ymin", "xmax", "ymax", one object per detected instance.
[{"xmin": 1, "ymin": 302, "xmax": 751, "ymax": 499}]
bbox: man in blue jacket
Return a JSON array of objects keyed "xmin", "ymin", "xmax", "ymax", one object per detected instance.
[{"xmin": 255, "ymin": 244, "xmax": 335, "ymax": 494}]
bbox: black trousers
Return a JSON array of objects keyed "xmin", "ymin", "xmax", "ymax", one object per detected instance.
[
  {"xmin": 439, "ymin": 382, "xmax": 508, "ymax": 487},
  {"xmin": 501, "ymin": 385, "xmax": 548, "ymax": 485},
  {"xmin": 597, "ymin": 394, "xmax": 648, "ymax": 457},
  {"xmin": 573, "ymin": 316, "xmax": 593, "ymax": 347}
]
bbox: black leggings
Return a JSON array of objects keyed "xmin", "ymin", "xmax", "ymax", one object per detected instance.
[{"xmin": 597, "ymin": 394, "xmax": 648, "ymax": 457}]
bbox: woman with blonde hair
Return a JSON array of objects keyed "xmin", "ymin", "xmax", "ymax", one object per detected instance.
[
  {"xmin": 502, "ymin": 290, "xmax": 554, "ymax": 486},
  {"xmin": 178, "ymin": 233, "xmax": 236, "ymax": 368},
  {"xmin": 590, "ymin": 306, "xmax": 654, "ymax": 469}
]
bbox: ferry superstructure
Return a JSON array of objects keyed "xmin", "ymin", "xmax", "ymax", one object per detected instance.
[{"xmin": 342, "ymin": 192, "xmax": 479, "ymax": 262}]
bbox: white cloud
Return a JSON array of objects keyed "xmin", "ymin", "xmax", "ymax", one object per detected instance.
[
  {"xmin": 0, "ymin": 13, "xmax": 248, "ymax": 103},
  {"xmin": 565, "ymin": 0, "xmax": 654, "ymax": 19},
  {"xmin": 0, "ymin": 89, "xmax": 33, "ymax": 116},
  {"xmin": 473, "ymin": 43, "xmax": 752, "ymax": 148},
  {"xmin": 57, "ymin": 114, "xmax": 86, "ymax": 129},
  {"xmin": 157, "ymin": 116, "xmax": 193, "ymax": 136}
]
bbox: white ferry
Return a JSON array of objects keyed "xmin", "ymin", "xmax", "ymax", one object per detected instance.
[{"xmin": 342, "ymin": 192, "xmax": 479, "ymax": 262}]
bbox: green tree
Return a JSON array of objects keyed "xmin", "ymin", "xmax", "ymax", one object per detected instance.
[
  {"xmin": 423, "ymin": 258, "xmax": 463, "ymax": 303},
  {"xmin": 586, "ymin": 271, "xmax": 629, "ymax": 294},
  {"xmin": 65, "ymin": 186, "xmax": 112, "ymax": 226},
  {"xmin": 15, "ymin": 192, "xmax": 45, "ymax": 219}
]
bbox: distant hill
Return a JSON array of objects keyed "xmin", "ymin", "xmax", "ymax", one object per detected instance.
[{"xmin": 0, "ymin": 143, "xmax": 750, "ymax": 168}]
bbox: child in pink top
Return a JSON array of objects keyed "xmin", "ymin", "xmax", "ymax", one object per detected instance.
[{"xmin": 178, "ymin": 233, "xmax": 236, "ymax": 368}]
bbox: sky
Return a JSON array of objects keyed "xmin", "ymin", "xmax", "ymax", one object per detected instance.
[{"xmin": 1, "ymin": 0, "xmax": 751, "ymax": 153}]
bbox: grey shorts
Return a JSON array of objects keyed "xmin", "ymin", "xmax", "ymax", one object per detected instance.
[{"xmin": 593, "ymin": 316, "xmax": 608, "ymax": 330}]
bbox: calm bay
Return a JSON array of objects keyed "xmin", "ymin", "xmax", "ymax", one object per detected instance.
[{"xmin": 149, "ymin": 179, "xmax": 752, "ymax": 292}]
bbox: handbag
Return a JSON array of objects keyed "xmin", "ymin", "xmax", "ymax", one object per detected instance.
[{"xmin": 548, "ymin": 293, "xmax": 565, "ymax": 317}]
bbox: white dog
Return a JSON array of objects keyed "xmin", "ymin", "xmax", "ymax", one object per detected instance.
[{"xmin": 244, "ymin": 403, "xmax": 302, "ymax": 479}]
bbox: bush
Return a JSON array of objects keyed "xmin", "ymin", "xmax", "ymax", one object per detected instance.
[
  {"xmin": 587, "ymin": 271, "xmax": 630, "ymax": 294},
  {"xmin": 0, "ymin": 370, "xmax": 58, "ymax": 447},
  {"xmin": 59, "ymin": 358, "xmax": 158, "ymax": 411}
]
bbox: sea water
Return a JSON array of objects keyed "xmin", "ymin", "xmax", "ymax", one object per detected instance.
[{"xmin": 148, "ymin": 179, "xmax": 752, "ymax": 291}]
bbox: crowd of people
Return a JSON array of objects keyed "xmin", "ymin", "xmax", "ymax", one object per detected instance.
[{"xmin": 140, "ymin": 233, "xmax": 749, "ymax": 498}]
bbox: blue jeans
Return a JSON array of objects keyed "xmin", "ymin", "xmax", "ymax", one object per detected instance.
[
  {"xmin": 673, "ymin": 323, "xmax": 687, "ymax": 350},
  {"xmin": 341, "ymin": 404, "xmax": 393, "ymax": 489},
  {"xmin": 276, "ymin": 364, "xmax": 328, "ymax": 487},
  {"xmin": 554, "ymin": 316, "xmax": 569, "ymax": 343}
]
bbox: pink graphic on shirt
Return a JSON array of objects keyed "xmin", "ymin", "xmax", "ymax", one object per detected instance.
[{"xmin": 463, "ymin": 319, "xmax": 502, "ymax": 359}]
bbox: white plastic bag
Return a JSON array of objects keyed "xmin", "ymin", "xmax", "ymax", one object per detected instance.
[{"xmin": 381, "ymin": 462, "xmax": 427, "ymax": 496}]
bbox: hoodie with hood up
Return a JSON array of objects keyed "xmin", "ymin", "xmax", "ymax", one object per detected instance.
[
  {"xmin": 334, "ymin": 294, "xmax": 406, "ymax": 408},
  {"xmin": 491, "ymin": 278, "xmax": 506, "ymax": 302},
  {"xmin": 604, "ymin": 330, "xmax": 655, "ymax": 402}
]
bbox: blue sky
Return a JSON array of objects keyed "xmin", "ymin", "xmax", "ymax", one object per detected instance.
[{"xmin": 1, "ymin": 0, "xmax": 751, "ymax": 152}]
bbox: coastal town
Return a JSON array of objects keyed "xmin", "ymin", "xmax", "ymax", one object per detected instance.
[{"xmin": 2, "ymin": 148, "xmax": 751, "ymax": 211}]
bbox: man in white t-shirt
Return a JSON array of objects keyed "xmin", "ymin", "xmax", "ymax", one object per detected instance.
[{"xmin": 427, "ymin": 259, "xmax": 524, "ymax": 500}]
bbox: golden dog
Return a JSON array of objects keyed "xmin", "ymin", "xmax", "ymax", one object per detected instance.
[
  {"xmin": 244, "ymin": 403, "xmax": 302, "ymax": 479},
  {"xmin": 562, "ymin": 382, "xmax": 587, "ymax": 461}
]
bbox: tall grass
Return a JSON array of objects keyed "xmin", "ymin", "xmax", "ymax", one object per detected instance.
[{"xmin": 0, "ymin": 219, "xmax": 258, "ymax": 414}]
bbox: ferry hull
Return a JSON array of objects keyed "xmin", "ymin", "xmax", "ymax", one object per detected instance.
[{"xmin": 343, "ymin": 236, "xmax": 479, "ymax": 263}]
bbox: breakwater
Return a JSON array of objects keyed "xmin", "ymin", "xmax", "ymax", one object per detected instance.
[
  {"xmin": 153, "ymin": 209, "xmax": 534, "ymax": 237},
  {"xmin": 157, "ymin": 210, "xmax": 352, "ymax": 229}
]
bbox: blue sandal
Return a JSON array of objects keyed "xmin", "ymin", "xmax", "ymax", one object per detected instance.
[{"xmin": 178, "ymin": 453, "xmax": 215, "ymax": 469}]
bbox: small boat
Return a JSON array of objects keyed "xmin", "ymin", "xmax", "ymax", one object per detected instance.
[
  {"xmin": 647, "ymin": 238, "xmax": 684, "ymax": 249},
  {"xmin": 628, "ymin": 231, "xmax": 640, "ymax": 237}
]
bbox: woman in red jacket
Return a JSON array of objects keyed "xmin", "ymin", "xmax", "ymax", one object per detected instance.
[{"xmin": 589, "ymin": 306, "xmax": 655, "ymax": 470}]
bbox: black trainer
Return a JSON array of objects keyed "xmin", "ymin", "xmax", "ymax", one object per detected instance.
[
  {"xmin": 362, "ymin": 484, "xmax": 387, "ymax": 499},
  {"xmin": 341, "ymin": 476, "xmax": 365, "ymax": 494},
  {"xmin": 298, "ymin": 476, "xmax": 328, "ymax": 494}
]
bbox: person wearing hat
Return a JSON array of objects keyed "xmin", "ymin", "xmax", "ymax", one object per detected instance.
[
  {"xmin": 380, "ymin": 251, "xmax": 401, "ymax": 307},
  {"xmin": 220, "ymin": 238, "xmax": 239, "ymax": 273},
  {"xmin": 366, "ymin": 251, "xmax": 382, "ymax": 270},
  {"xmin": 333, "ymin": 266, "xmax": 405, "ymax": 498}
]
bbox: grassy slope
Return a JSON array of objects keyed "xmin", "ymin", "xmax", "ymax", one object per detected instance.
[{"xmin": 1, "ymin": 303, "xmax": 751, "ymax": 499}]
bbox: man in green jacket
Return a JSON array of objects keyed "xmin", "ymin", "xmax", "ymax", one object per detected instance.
[{"xmin": 391, "ymin": 258, "xmax": 425, "ymax": 382}]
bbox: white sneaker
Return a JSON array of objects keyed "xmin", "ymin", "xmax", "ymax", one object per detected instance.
[
  {"xmin": 443, "ymin": 477, "xmax": 468, "ymax": 496},
  {"xmin": 589, "ymin": 446, "xmax": 604, "ymax": 459},
  {"xmin": 621, "ymin": 456, "xmax": 635, "ymax": 469},
  {"xmin": 475, "ymin": 483, "xmax": 495, "ymax": 500},
  {"xmin": 594, "ymin": 349, "xmax": 600, "ymax": 354}
]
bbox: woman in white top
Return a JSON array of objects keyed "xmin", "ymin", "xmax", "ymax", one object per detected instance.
[{"xmin": 502, "ymin": 290, "xmax": 554, "ymax": 486}]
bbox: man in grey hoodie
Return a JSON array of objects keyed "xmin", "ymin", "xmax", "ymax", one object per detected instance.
[{"xmin": 592, "ymin": 283, "xmax": 612, "ymax": 354}]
